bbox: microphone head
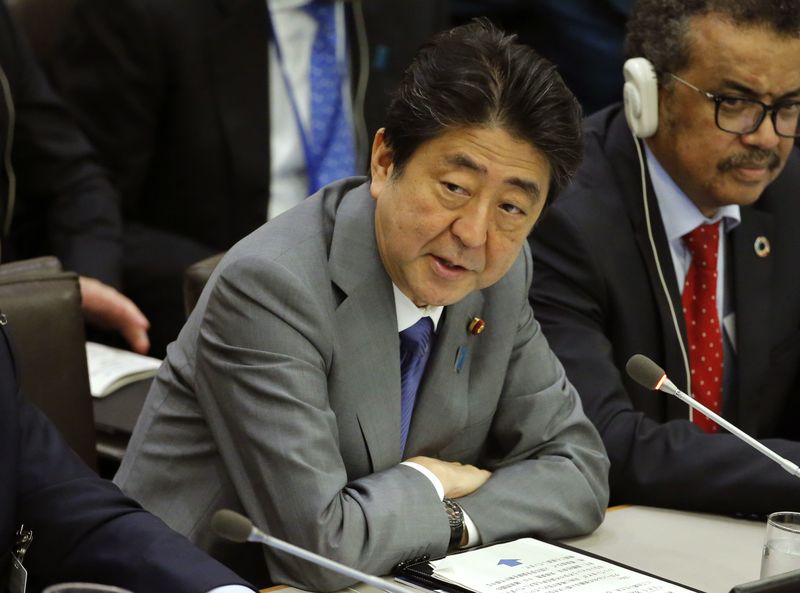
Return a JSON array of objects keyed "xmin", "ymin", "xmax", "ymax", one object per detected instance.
[
  {"xmin": 626, "ymin": 354, "xmax": 667, "ymax": 391},
  {"xmin": 212, "ymin": 509, "xmax": 254, "ymax": 543}
]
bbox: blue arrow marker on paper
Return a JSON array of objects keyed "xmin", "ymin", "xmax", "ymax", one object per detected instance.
[{"xmin": 497, "ymin": 559, "xmax": 522, "ymax": 567}]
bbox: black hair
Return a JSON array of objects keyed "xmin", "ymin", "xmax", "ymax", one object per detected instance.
[
  {"xmin": 626, "ymin": 0, "xmax": 800, "ymax": 84},
  {"xmin": 382, "ymin": 19, "xmax": 583, "ymax": 204}
]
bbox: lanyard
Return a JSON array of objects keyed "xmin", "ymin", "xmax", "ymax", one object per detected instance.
[{"xmin": 267, "ymin": 6, "xmax": 347, "ymax": 191}]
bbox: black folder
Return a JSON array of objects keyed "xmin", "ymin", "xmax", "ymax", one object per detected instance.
[{"xmin": 730, "ymin": 568, "xmax": 800, "ymax": 593}]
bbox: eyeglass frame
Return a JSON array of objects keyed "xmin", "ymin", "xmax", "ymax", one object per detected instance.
[{"xmin": 668, "ymin": 73, "xmax": 800, "ymax": 138}]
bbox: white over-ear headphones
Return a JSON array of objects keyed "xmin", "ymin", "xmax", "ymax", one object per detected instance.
[
  {"xmin": 624, "ymin": 57, "xmax": 693, "ymax": 401},
  {"xmin": 623, "ymin": 57, "xmax": 658, "ymax": 138}
]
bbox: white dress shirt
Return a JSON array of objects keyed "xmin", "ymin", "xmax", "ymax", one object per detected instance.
[
  {"xmin": 392, "ymin": 285, "xmax": 482, "ymax": 547},
  {"xmin": 267, "ymin": 0, "xmax": 351, "ymax": 218},
  {"xmin": 645, "ymin": 144, "xmax": 741, "ymax": 346}
]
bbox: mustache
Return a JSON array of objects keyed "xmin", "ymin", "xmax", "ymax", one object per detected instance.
[{"xmin": 718, "ymin": 148, "xmax": 781, "ymax": 173}]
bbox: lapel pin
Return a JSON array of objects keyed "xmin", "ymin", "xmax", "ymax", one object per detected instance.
[
  {"xmin": 754, "ymin": 236, "xmax": 770, "ymax": 258},
  {"xmin": 455, "ymin": 345, "xmax": 469, "ymax": 373},
  {"xmin": 468, "ymin": 317, "xmax": 486, "ymax": 336}
]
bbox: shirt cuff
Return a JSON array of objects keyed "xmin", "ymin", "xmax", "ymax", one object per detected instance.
[
  {"xmin": 461, "ymin": 509, "xmax": 482, "ymax": 547},
  {"xmin": 399, "ymin": 462, "xmax": 481, "ymax": 547},
  {"xmin": 401, "ymin": 461, "xmax": 444, "ymax": 500}
]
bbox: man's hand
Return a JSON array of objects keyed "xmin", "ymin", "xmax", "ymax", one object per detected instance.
[
  {"xmin": 406, "ymin": 456, "xmax": 492, "ymax": 499},
  {"xmin": 78, "ymin": 276, "xmax": 151, "ymax": 354}
]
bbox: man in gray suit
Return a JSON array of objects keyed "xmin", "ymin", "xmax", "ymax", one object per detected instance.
[{"xmin": 116, "ymin": 20, "xmax": 610, "ymax": 591}]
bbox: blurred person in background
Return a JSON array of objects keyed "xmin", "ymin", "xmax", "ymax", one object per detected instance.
[
  {"xmin": 0, "ymin": 0, "xmax": 149, "ymax": 353},
  {"xmin": 51, "ymin": 0, "xmax": 449, "ymax": 356}
]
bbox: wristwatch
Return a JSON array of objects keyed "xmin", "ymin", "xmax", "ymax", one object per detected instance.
[{"xmin": 442, "ymin": 497, "xmax": 465, "ymax": 550}]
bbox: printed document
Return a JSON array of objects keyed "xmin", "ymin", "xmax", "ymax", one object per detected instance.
[{"xmin": 421, "ymin": 538, "xmax": 695, "ymax": 593}]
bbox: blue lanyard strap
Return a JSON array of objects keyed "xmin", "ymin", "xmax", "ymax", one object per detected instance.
[{"xmin": 268, "ymin": 3, "xmax": 354, "ymax": 192}]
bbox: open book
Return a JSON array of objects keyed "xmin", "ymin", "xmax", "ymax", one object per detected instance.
[
  {"xmin": 85, "ymin": 341, "xmax": 162, "ymax": 398},
  {"xmin": 396, "ymin": 538, "xmax": 698, "ymax": 593}
]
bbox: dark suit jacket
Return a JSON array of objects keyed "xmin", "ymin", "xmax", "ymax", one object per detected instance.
[
  {"xmin": 529, "ymin": 104, "xmax": 800, "ymax": 516},
  {"xmin": 0, "ymin": 321, "xmax": 253, "ymax": 592},
  {"xmin": 0, "ymin": 1, "xmax": 121, "ymax": 286}
]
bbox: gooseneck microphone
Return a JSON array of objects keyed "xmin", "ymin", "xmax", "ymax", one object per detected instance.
[
  {"xmin": 211, "ymin": 509, "xmax": 412, "ymax": 593},
  {"xmin": 626, "ymin": 354, "xmax": 800, "ymax": 478}
]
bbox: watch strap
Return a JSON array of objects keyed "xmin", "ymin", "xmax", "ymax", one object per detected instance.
[{"xmin": 442, "ymin": 497, "xmax": 465, "ymax": 550}]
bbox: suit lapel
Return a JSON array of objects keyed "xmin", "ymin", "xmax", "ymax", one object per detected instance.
[
  {"xmin": 325, "ymin": 185, "xmax": 488, "ymax": 466},
  {"xmin": 208, "ymin": 0, "xmax": 270, "ymax": 205},
  {"xmin": 328, "ymin": 188, "xmax": 402, "ymax": 472},
  {"xmin": 607, "ymin": 115, "xmax": 690, "ymax": 419},
  {"xmin": 0, "ymin": 327, "xmax": 19, "ymax": 557},
  {"xmin": 731, "ymin": 208, "xmax": 774, "ymax": 435},
  {"xmin": 404, "ymin": 292, "xmax": 484, "ymax": 455}
]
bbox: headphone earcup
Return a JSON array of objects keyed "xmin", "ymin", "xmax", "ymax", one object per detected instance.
[{"xmin": 623, "ymin": 57, "xmax": 658, "ymax": 138}]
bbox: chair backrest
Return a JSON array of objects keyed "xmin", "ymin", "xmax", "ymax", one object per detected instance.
[
  {"xmin": 0, "ymin": 256, "xmax": 97, "ymax": 469},
  {"xmin": 183, "ymin": 253, "xmax": 224, "ymax": 317}
]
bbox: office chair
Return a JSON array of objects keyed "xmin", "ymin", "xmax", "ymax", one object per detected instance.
[
  {"xmin": 183, "ymin": 253, "xmax": 224, "ymax": 317},
  {"xmin": 0, "ymin": 256, "xmax": 97, "ymax": 469}
]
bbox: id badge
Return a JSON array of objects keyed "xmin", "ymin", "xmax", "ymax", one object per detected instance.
[{"xmin": 7, "ymin": 553, "xmax": 26, "ymax": 593}]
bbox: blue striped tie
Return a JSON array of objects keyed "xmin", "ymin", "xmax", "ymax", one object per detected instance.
[
  {"xmin": 305, "ymin": 1, "xmax": 356, "ymax": 192},
  {"xmin": 399, "ymin": 317, "xmax": 434, "ymax": 454}
]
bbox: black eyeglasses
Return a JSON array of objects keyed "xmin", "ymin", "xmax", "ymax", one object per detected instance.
[{"xmin": 669, "ymin": 73, "xmax": 800, "ymax": 138}]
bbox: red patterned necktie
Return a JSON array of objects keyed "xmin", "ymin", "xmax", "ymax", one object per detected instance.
[{"xmin": 681, "ymin": 222, "xmax": 723, "ymax": 433}]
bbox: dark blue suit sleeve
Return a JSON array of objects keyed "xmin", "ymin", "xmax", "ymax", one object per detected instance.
[
  {"xmin": 0, "ymin": 325, "xmax": 252, "ymax": 592},
  {"xmin": 17, "ymin": 402, "xmax": 254, "ymax": 592}
]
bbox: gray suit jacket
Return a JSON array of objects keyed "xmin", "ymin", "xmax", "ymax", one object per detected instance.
[{"xmin": 116, "ymin": 179, "xmax": 609, "ymax": 590}]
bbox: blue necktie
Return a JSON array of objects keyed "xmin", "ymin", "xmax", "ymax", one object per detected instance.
[
  {"xmin": 399, "ymin": 317, "xmax": 434, "ymax": 454},
  {"xmin": 305, "ymin": 1, "xmax": 356, "ymax": 192}
]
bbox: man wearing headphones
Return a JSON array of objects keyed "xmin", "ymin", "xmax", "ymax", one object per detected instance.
[{"xmin": 529, "ymin": 0, "xmax": 800, "ymax": 516}]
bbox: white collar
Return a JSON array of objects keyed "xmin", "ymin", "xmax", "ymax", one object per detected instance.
[
  {"xmin": 393, "ymin": 284, "xmax": 443, "ymax": 333},
  {"xmin": 268, "ymin": 0, "xmax": 311, "ymax": 13},
  {"xmin": 644, "ymin": 143, "xmax": 741, "ymax": 241}
]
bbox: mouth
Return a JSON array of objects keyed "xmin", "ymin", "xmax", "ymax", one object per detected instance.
[
  {"xmin": 430, "ymin": 255, "xmax": 470, "ymax": 278},
  {"xmin": 731, "ymin": 164, "xmax": 772, "ymax": 184}
]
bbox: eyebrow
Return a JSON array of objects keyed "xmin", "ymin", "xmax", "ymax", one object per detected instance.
[
  {"xmin": 444, "ymin": 153, "xmax": 541, "ymax": 202},
  {"xmin": 720, "ymin": 79, "xmax": 800, "ymax": 102}
]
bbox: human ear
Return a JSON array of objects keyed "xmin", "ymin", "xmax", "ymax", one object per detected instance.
[{"xmin": 369, "ymin": 128, "xmax": 395, "ymax": 199}]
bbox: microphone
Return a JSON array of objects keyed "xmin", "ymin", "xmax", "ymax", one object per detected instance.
[
  {"xmin": 626, "ymin": 354, "xmax": 800, "ymax": 478},
  {"xmin": 211, "ymin": 509, "xmax": 412, "ymax": 593}
]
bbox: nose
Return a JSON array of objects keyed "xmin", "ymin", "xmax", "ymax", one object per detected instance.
[
  {"xmin": 741, "ymin": 111, "xmax": 782, "ymax": 150},
  {"xmin": 451, "ymin": 200, "xmax": 490, "ymax": 249}
]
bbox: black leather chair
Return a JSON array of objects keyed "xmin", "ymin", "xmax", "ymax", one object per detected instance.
[
  {"xmin": 183, "ymin": 253, "xmax": 224, "ymax": 317},
  {"xmin": 0, "ymin": 256, "xmax": 97, "ymax": 469}
]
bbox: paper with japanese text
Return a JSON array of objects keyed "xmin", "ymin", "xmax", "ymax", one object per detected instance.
[{"xmin": 427, "ymin": 538, "xmax": 695, "ymax": 593}]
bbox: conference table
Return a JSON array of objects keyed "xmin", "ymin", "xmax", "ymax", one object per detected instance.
[
  {"xmin": 276, "ymin": 506, "xmax": 767, "ymax": 593},
  {"xmin": 562, "ymin": 505, "xmax": 764, "ymax": 592},
  {"xmin": 90, "ymin": 383, "xmax": 770, "ymax": 591}
]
